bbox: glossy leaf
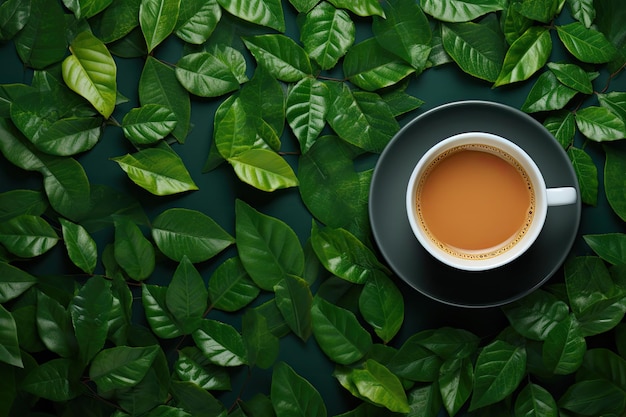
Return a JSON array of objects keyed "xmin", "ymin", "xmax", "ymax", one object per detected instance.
[
  {"xmin": 421, "ymin": 0, "xmax": 503, "ymax": 22},
  {"xmin": 343, "ymin": 38, "xmax": 415, "ymax": 91},
  {"xmin": 213, "ymin": 96, "xmax": 256, "ymax": 160},
  {"xmin": 174, "ymin": 346, "xmax": 231, "ymax": 391},
  {"xmin": 514, "ymin": 383, "xmax": 558, "ymax": 417},
  {"xmin": 373, "ymin": 0, "xmax": 431, "ymax": 71},
  {"xmin": 274, "ymin": 275, "xmax": 312, "ymax": 341},
  {"xmin": 271, "ymin": 361, "xmax": 327, "ymax": 417},
  {"xmin": 311, "ymin": 296, "xmax": 372, "ymax": 365},
  {"xmin": 63, "ymin": 0, "xmax": 112, "ymax": 19},
  {"xmin": 358, "ymin": 273, "xmax": 403, "ymax": 343},
  {"xmin": 122, "ymin": 104, "xmax": 177, "ymax": 145},
  {"xmin": 229, "ymin": 149, "xmax": 299, "ymax": 192},
  {"xmin": 513, "ymin": 0, "xmax": 560, "ymax": 23},
  {"xmin": 502, "ymin": 0, "xmax": 532, "ymax": 45},
  {"xmin": 575, "ymin": 295, "xmax": 626, "ymax": 337},
  {"xmin": 568, "ymin": 146, "xmax": 598, "ymax": 205},
  {"xmin": 95, "ymin": 0, "xmax": 141, "ymax": 43},
  {"xmin": 242, "ymin": 308, "xmax": 279, "ymax": 369},
  {"xmin": 152, "ymin": 208, "xmax": 234, "ymax": 263},
  {"xmin": 0, "ymin": 304, "xmax": 22, "ymax": 367},
  {"xmin": 327, "ymin": 0, "xmax": 384, "ymax": 17},
  {"xmin": 502, "ymin": 289, "xmax": 570, "ymax": 341},
  {"xmin": 176, "ymin": 51, "xmax": 242, "ymax": 97},
  {"xmin": 605, "ymin": 146, "xmax": 626, "ymax": 221},
  {"xmin": 22, "ymin": 358, "xmax": 80, "ymax": 401},
  {"xmin": 216, "ymin": 0, "xmax": 285, "ymax": 32},
  {"xmin": 175, "ymin": 0, "xmax": 221, "ymax": 44},
  {"xmin": 14, "ymin": 0, "xmax": 66, "ymax": 69},
  {"xmin": 69, "ymin": 276, "xmax": 113, "ymax": 364},
  {"xmin": 114, "ymin": 218, "xmax": 155, "ymax": 281},
  {"xmin": 235, "ymin": 200, "xmax": 304, "ymax": 291},
  {"xmin": 576, "ymin": 106, "xmax": 626, "ymax": 141},
  {"xmin": 0, "ymin": 0, "xmax": 31, "ymax": 41},
  {"xmin": 208, "ymin": 257, "xmax": 260, "ymax": 312},
  {"xmin": 521, "ymin": 71, "xmax": 578, "ymax": 113},
  {"xmin": 286, "ymin": 78, "xmax": 330, "ymax": 153},
  {"xmin": 542, "ymin": 314, "xmax": 586, "ymax": 375},
  {"xmin": 386, "ymin": 333, "xmax": 443, "ymax": 382},
  {"xmin": 60, "ymin": 218, "xmax": 97, "ymax": 274},
  {"xmin": 243, "ymin": 34, "xmax": 312, "ymax": 82},
  {"xmin": 166, "ymin": 256, "xmax": 207, "ymax": 333},
  {"xmin": 565, "ymin": 256, "xmax": 616, "ymax": 315},
  {"xmin": 301, "ymin": 2, "xmax": 354, "ymax": 70},
  {"xmin": 192, "ymin": 319, "xmax": 248, "ymax": 367},
  {"xmin": 544, "ymin": 111, "xmax": 576, "ymax": 148},
  {"xmin": 90, "ymin": 345, "xmax": 160, "ymax": 392},
  {"xmin": 34, "ymin": 117, "xmax": 103, "ymax": 157},
  {"xmin": 36, "ymin": 290, "xmax": 77, "ymax": 358},
  {"xmin": 142, "ymin": 284, "xmax": 184, "ymax": 338},
  {"xmin": 439, "ymin": 356, "xmax": 473, "ymax": 416},
  {"xmin": 556, "ymin": 22, "xmax": 618, "ymax": 64},
  {"xmin": 442, "ymin": 21, "xmax": 506, "ymax": 82},
  {"xmin": 583, "ymin": 233, "xmax": 626, "ymax": 265},
  {"xmin": 112, "ymin": 147, "xmax": 199, "ymax": 196},
  {"xmin": 567, "ymin": 0, "xmax": 595, "ymax": 27},
  {"xmin": 140, "ymin": 0, "xmax": 181, "ymax": 53},
  {"xmin": 469, "ymin": 340, "xmax": 527, "ymax": 410},
  {"xmin": 0, "ymin": 214, "xmax": 58, "ymax": 258},
  {"xmin": 598, "ymin": 92, "xmax": 626, "ymax": 124},
  {"xmin": 310, "ymin": 223, "xmax": 389, "ymax": 284},
  {"xmin": 0, "ymin": 262, "xmax": 36, "ymax": 302},
  {"xmin": 494, "ymin": 26, "xmax": 552, "ymax": 87},
  {"xmin": 547, "ymin": 62, "xmax": 594, "ymax": 94},
  {"xmin": 62, "ymin": 31, "xmax": 117, "ymax": 119},
  {"xmin": 43, "ymin": 157, "xmax": 92, "ymax": 221}
]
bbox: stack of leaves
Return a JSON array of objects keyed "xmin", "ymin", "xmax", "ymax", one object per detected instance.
[{"xmin": 0, "ymin": 0, "xmax": 626, "ymax": 416}]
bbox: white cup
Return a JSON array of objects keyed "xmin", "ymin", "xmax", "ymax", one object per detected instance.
[{"xmin": 406, "ymin": 132, "xmax": 577, "ymax": 271}]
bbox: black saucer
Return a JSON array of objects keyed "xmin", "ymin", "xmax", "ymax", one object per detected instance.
[{"xmin": 369, "ymin": 101, "xmax": 581, "ymax": 308}]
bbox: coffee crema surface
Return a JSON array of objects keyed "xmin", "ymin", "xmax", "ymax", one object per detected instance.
[{"xmin": 415, "ymin": 144, "xmax": 535, "ymax": 259}]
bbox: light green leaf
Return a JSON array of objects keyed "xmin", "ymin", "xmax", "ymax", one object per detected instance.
[
  {"xmin": 300, "ymin": 2, "xmax": 355, "ymax": 70},
  {"xmin": 514, "ymin": 383, "xmax": 558, "ymax": 417},
  {"xmin": 213, "ymin": 96, "xmax": 256, "ymax": 160},
  {"xmin": 547, "ymin": 62, "xmax": 594, "ymax": 94},
  {"xmin": 327, "ymin": 0, "xmax": 385, "ymax": 17},
  {"xmin": 358, "ymin": 273, "xmax": 404, "ymax": 343},
  {"xmin": 62, "ymin": 31, "xmax": 117, "ymax": 119},
  {"xmin": 286, "ymin": 78, "xmax": 330, "ymax": 153},
  {"xmin": 216, "ymin": 0, "xmax": 285, "ymax": 32},
  {"xmin": 421, "ymin": 0, "xmax": 503, "ymax": 22},
  {"xmin": 208, "ymin": 257, "xmax": 260, "ymax": 312},
  {"xmin": 274, "ymin": 275, "xmax": 312, "ymax": 341},
  {"xmin": 175, "ymin": 0, "xmax": 221, "ymax": 44},
  {"xmin": 114, "ymin": 218, "xmax": 155, "ymax": 281},
  {"xmin": 228, "ymin": 148, "xmax": 299, "ymax": 192},
  {"xmin": 122, "ymin": 104, "xmax": 177, "ymax": 145},
  {"xmin": 165, "ymin": 256, "xmax": 208, "ymax": 333},
  {"xmin": 90, "ymin": 345, "xmax": 160, "ymax": 392},
  {"xmin": 60, "ymin": 218, "xmax": 98, "ymax": 274},
  {"xmin": 112, "ymin": 147, "xmax": 199, "ymax": 196},
  {"xmin": 605, "ymin": 145, "xmax": 626, "ymax": 221},
  {"xmin": 521, "ymin": 71, "xmax": 578, "ymax": 113},
  {"xmin": 557, "ymin": 21, "xmax": 618, "ymax": 64},
  {"xmin": 63, "ymin": 0, "xmax": 112, "ymax": 19},
  {"xmin": 139, "ymin": 0, "xmax": 181, "ymax": 53},
  {"xmin": 0, "ymin": 304, "xmax": 22, "ymax": 367},
  {"xmin": 175, "ymin": 51, "xmax": 242, "ymax": 97},
  {"xmin": 568, "ymin": 146, "xmax": 598, "ymax": 205},
  {"xmin": 494, "ymin": 26, "xmax": 552, "ymax": 87},
  {"xmin": 174, "ymin": 346, "xmax": 231, "ymax": 391},
  {"xmin": 243, "ymin": 34, "xmax": 312, "ymax": 82},
  {"xmin": 192, "ymin": 319, "xmax": 248, "ymax": 367},
  {"xmin": 575, "ymin": 106, "xmax": 626, "ymax": 141},
  {"xmin": 271, "ymin": 361, "xmax": 328, "ymax": 417},
  {"xmin": 0, "ymin": 214, "xmax": 58, "ymax": 258}
]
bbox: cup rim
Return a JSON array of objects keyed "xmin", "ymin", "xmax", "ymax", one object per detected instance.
[{"xmin": 405, "ymin": 132, "xmax": 548, "ymax": 272}]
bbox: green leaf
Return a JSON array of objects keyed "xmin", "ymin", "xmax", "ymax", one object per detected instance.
[
  {"xmin": 22, "ymin": 358, "xmax": 80, "ymax": 401},
  {"xmin": 228, "ymin": 148, "xmax": 299, "ymax": 192},
  {"xmin": 175, "ymin": 51, "xmax": 242, "ymax": 97},
  {"xmin": 0, "ymin": 262, "xmax": 37, "ymax": 302},
  {"xmin": 386, "ymin": 333, "xmax": 443, "ymax": 382},
  {"xmin": 62, "ymin": 31, "xmax": 117, "ymax": 119},
  {"xmin": 565, "ymin": 256, "xmax": 618, "ymax": 315},
  {"xmin": 43, "ymin": 157, "xmax": 92, "ymax": 221},
  {"xmin": 243, "ymin": 34, "xmax": 312, "ymax": 82},
  {"xmin": 373, "ymin": 0, "xmax": 432, "ymax": 71},
  {"xmin": 174, "ymin": 346, "xmax": 231, "ymax": 391},
  {"xmin": 414, "ymin": 327, "xmax": 480, "ymax": 360},
  {"xmin": 575, "ymin": 295, "xmax": 626, "ymax": 337},
  {"xmin": 274, "ymin": 275, "xmax": 312, "ymax": 341},
  {"xmin": 286, "ymin": 78, "xmax": 330, "ymax": 153},
  {"xmin": 441, "ymin": 21, "xmax": 506, "ymax": 82},
  {"xmin": 579, "ymin": 348, "xmax": 626, "ymax": 391},
  {"xmin": 122, "ymin": 104, "xmax": 177, "ymax": 145},
  {"xmin": 494, "ymin": 26, "xmax": 552, "ymax": 87},
  {"xmin": 502, "ymin": 289, "xmax": 570, "ymax": 341},
  {"xmin": 216, "ymin": 0, "xmax": 285, "ymax": 32},
  {"xmin": 598, "ymin": 92, "xmax": 626, "ymax": 124},
  {"xmin": 544, "ymin": 111, "xmax": 576, "ymax": 148},
  {"xmin": 235, "ymin": 199, "xmax": 304, "ymax": 291},
  {"xmin": 114, "ymin": 218, "xmax": 155, "ymax": 281},
  {"xmin": 439, "ymin": 357, "xmax": 473, "ymax": 416},
  {"xmin": 300, "ymin": 2, "xmax": 355, "ymax": 70},
  {"xmin": 513, "ymin": 0, "xmax": 561, "ymax": 23},
  {"xmin": 90, "ymin": 345, "xmax": 160, "ymax": 392},
  {"xmin": 514, "ymin": 383, "xmax": 558, "ymax": 417},
  {"xmin": 213, "ymin": 96, "xmax": 256, "ymax": 160},
  {"xmin": 568, "ymin": 146, "xmax": 598, "ymax": 205},
  {"xmin": 327, "ymin": 0, "xmax": 385, "ymax": 17},
  {"xmin": 421, "ymin": 0, "xmax": 504, "ymax": 22},
  {"xmin": 358, "ymin": 273, "xmax": 403, "ymax": 343},
  {"xmin": 0, "ymin": 189, "xmax": 47, "ymax": 224},
  {"xmin": 0, "ymin": 214, "xmax": 58, "ymax": 258},
  {"xmin": 595, "ymin": 0, "xmax": 626, "ymax": 72},
  {"xmin": 311, "ymin": 296, "xmax": 372, "ymax": 365},
  {"xmin": 112, "ymin": 147, "xmax": 199, "ymax": 196},
  {"xmin": 175, "ymin": 0, "xmax": 221, "ymax": 44},
  {"xmin": 142, "ymin": 284, "xmax": 184, "ymax": 338},
  {"xmin": 166, "ymin": 256, "xmax": 208, "ymax": 333},
  {"xmin": 547, "ymin": 62, "xmax": 594, "ymax": 94},
  {"xmin": 34, "ymin": 117, "xmax": 103, "ymax": 157},
  {"xmin": 169, "ymin": 380, "xmax": 227, "ymax": 417},
  {"xmin": 271, "ymin": 361, "xmax": 327, "ymax": 417},
  {"xmin": 310, "ymin": 223, "xmax": 389, "ymax": 284},
  {"xmin": 0, "ymin": 304, "xmax": 22, "ymax": 367},
  {"xmin": 192, "ymin": 319, "xmax": 248, "ymax": 367},
  {"xmin": 326, "ymin": 83, "xmax": 399, "ymax": 153},
  {"xmin": 584, "ymin": 234, "xmax": 626, "ymax": 265},
  {"xmin": 0, "ymin": 0, "xmax": 31, "ymax": 41},
  {"xmin": 242, "ymin": 308, "xmax": 279, "ymax": 369},
  {"xmin": 502, "ymin": 0, "xmax": 532, "ymax": 45},
  {"xmin": 542, "ymin": 314, "xmax": 586, "ymax": 375},
  {"xmin": 139, "ymin": 0, "xmax": 181, "ymax": 53},
  {"xmin": 36, "ymin": 290, "xmax": 77, "ymax": 358},
  {"xmin": 605, "ymin": 145, "xmax": 626, "ymax": 221},
  {"xmin": 289, "ymin": 0, "xmax": 317, "ymax": 12},
  {"xmin": 208, "ymin": 257, "xmax": 260, "ymax": 312},
  {"xmin": 69, "ymin": 276, "xmax": 113, "ymax": 364},
  {"xmin": 343, "ymin": 38, "xmax": 416, "ymax": 91},
  {"xmin": 63, "ymin": 0, "xmax": 112, "ymax": 19},
  {"xmin": 556, "ymin": 22, "xmax": 618, "ymax": 64},
  {"xmin": 566, "ymin": 0, "xmax": 595, "ymax": 28},
  {"xmin": 60, "ymin": 218, "xmax": 97, "ymax": 274},
  {"xmin": 139, "ymin": 56, "xmax": 191, "ymax": 142},
  {"xmin": 575, "ymin": 106, "xmax": 626, "ymax": 141},
  {"xmin": 93, "ymin": 0, "xmax": 141, "ymax": 43},
  {"xmin": 521, "ymin": 71, "xmax": 578, "ymax": 113},
  {"xmin": 558, "ymin": 379, "xmax": 626, "ymax": 416},
  {"xmin": 152, "ymin": 208, "xmax": 234, "ymax": 263},
  {"xmin": 469, "ymin": 340, "xmax": 527, "ymax": 410}
]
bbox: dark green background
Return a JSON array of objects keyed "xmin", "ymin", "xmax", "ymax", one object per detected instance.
[{"xmin": 1, "ymin": 7, "xmax": 625, "ymax": 416}]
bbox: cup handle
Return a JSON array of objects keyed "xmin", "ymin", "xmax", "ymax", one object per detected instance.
[{"xmin": 546, "ymin": 187, "xmax": 577, "ymax": 206}]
